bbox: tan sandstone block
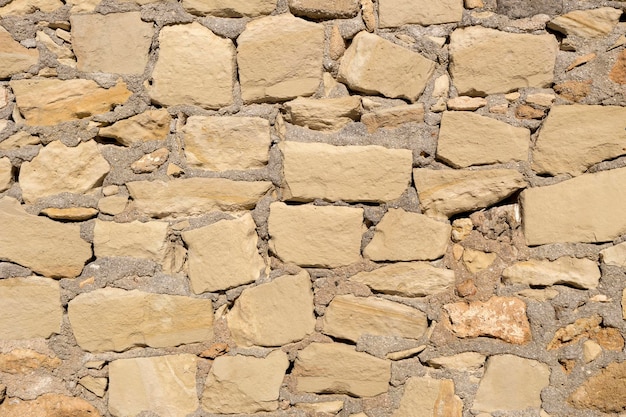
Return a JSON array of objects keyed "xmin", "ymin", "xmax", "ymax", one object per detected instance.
[
  {"xmin": 379, "ymin": 0, "xmax": 463, "ymax": 27},
  {"xmin": 0, "ymin": 131, "xmax": 40, "ymax": 150},
  {"xmin": 109, "ymin": 354, "xmax": 198, "ymax": 417},
  {"xmin": 99, "ymin": 109, "xmax": 171, "ymax": 146},
  {"xmin": 281, "ymin": 141, "xmax": 412, "ymax": 202},
  {"xmin": 0, "ymin": 157, "xmax": 11, "ymax": 192},
  {"xmin": 338, "ymin": 32, "xmax": 435, "ymax": 102},
  {"xmin": 503, "ymin": 257, "xmax": 600, "ymax": 290},
  {"xmin": 182, "ymin": 116, "xmax": 271, "ymax": 171},
  {"xmin": 293, "ymin": 342, "xmax": 391, "ymax": 397},
  {"xmin": 227, "ymin": 271, "xmax": 316, "ymax": 347},
  {"xmin": 202, "ymin": 350, "xmax": 289, "ymax": 413},
  {"xmin": 0, "ymin": 277, "xmax": 62, "ymax": 339},
  {"xmin": 426, "ymin": 352, "xmax": 486, "ymax": 371},
  {"xmin": 94, "ymin": 220, "xmax": 168, "ymax": 262},
  {"xmin": 548, "ymin": 7, "xmax": 622, "ymax": 38},
  {"xmin": 79, "ymin": 376, "xmax": 106, "ymax": 397},
  {"xmin": 11, "ymin": 78, "xmax": 132, "ymax": 126},
  {"xmin": 601, "ymin": 242, "xmax": 626, "ymax": 267},
  {"xmin": 0, "ymin": 394, "xmax": 101, "ymax": 417},
  {"xmin": 392, "ymin": 377, "xmax": 463, "ymax": 417},
  {"xmin": 0, "ymin": 349, "xmax": 61, "ymax": 374},
  {"xmin": 238, "ymin": 15, "xmax": 324, "ymax": 103},
  {"xmin": 521, "ymin": 167, "xmax": 626, "ymax": 245},
  {"xmin": 19, "ymin": 141, "xmax": 110, "ymax": 204},
  {"xmin": 364, "ymin": 208, "xmax": 450, "ymax": 261},
  {"xmin": 532, "ymin": 105, "xmax": 626, "ymax": 176},
  {"xmin": 0, "ymin": 0, "xmax": 62, "ymax": 16},
  {"xmin": 283, "ymin": 96, "xmax": 361, "ymax": 131},
  {"xmin": 149, "ymin": 22, "xmax": 234, "ymax": 109},
  {"xmin": 182, "ymin": 213, "xmax": 266, "ymax": 293},
  {"xmin": 0, "ymin": 26, "xmax": 38, "ymax": 78},
  {"xmin": 183, "ymin": 0, "xmax": 276, "ymax": 16},
  {"xmin": 0, "ymin": 197, "xmax": 92, "ymax": 278},
  {"xmin": 437, "ymin": 111, "xmax": 530, "ymax": 168},
  {"xmin": 268, "ymin": 202, "xmax": 363, "ymax": 268},
  {"xmin": 40, "ymin": 207, "xmax": 98, "ymax": 221},
  {"xmin": 413, "ymin": 168, "xmax": 526, "ymax": 218},
  {"xmin": 68, "ymin": 288, "xmax": 214, "ymax": 352},
  {"xmin": 449, "ymin": 26, "xmax": 558, "ymax": 96},
  {"xmin": 361, "ymin": 103, "xmax": 425, "ymax": 132},
  {"xmin": 289, "ymin": 0, "xmax": 358, "ymax": 18},
  {"xmin": 569, "ymin": 361, "xmax": 626, "ymax": 413}
]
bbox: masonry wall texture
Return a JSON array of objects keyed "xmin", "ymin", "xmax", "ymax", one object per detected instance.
[{"xmin": 0, "ymin": 0, "xmax": 626, "ymax": 416}]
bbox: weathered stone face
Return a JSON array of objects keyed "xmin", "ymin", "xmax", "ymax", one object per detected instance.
[
  {"xmin": 0, "ymin": 26, "xmax": 38, "ymax": 78},
  {"xmin": 0, "ymin": 393, "xmax": 101, "ymax": 417},
  {"xmin": 288, "ymin": 0, "xmax": 359, "ymax": 19},
  {"xmin": 183, "ymin": 0, "xmax": 277, "ymax": 16},
  {"xmin": 569, "ymin": 361, "xmax": 626, "ymax": 413},
  {"xmin": 379, "ymin": 0, "xmax": 463, "ymax": 27},
  {"xmin": 94, "ymin": 220, "xmax": 169, "ymax": 262},
  {"xmin": 392, "ymin": 377, "xmax": 463, "ymax": 417},
  {"xmin": 98, "ymin": 109, "xmax": 171, "ymax": 146},
  {"xmin": 503, "ymin": 257, "xmax": 601, "ymax": 289},
  {"xmin": 283, "ymin": 96, "xmax": 361, "ymax": 131},
  {"xmin": 548, "ymin": 7, "xmax": 622, "ymax": 38}
]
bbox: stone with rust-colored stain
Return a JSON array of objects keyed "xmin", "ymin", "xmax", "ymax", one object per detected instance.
[
  {"xmin": 515, "ymin": 104, "xmax": 544, "ymax": 119},
  {"xmin": 610, "ymin": 49, "xmax": 626, "ymax": 84},
  {"xmin": 99, "ymin": 109, "xmax": 171, "ymax": 146},
  {"xmin": 392, "ymin": 376, "xmax": 463, "ymax": 417},
  {"xmin": 0, "ymin": 26, "xmax": 39, "ymax": 78},
  {"xmin": 0, "ymin": 393, "xmax": 101, "ymax": 417},
  {"xmin": 0, "ymin": 349, "xmax": 61, "ymax": 374},
  {"xmin": 569, "ymin": 361, "xmax": 626, "ymax": 413},
  {"xmin": 553, "ymin": 80, "xmax": 591, "ymax": 102},
  {"xmin": 199, "ymin": 342, "xmax": 229, "ymax": 359},
  {"xmin": 548, "ymin": 314, "xmax": 624, "ymax": 351}
]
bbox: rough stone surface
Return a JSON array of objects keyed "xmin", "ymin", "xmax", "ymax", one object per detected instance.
[
  {"xmin": 109, "ymin": 354, "xmax": 198, "ymax": 417},
  {"xmin": 502, "ymin": 257, "xmax": 601, "ymax": 289},
  {"xmin": 93, "ymin": 220, "xmax": 168, "ymax": 262},
  {"xmin": 182, "ymin": 0, "xmax": 276, "ymax": 17},
  {"xmin": 40, "ymin": 207, "xmax": 98, "ymax": 221},
  {"xmin": 293, "ymin": 342, "xmax": 391, "ymax": 397},
  {"xmin": 283, "ymin": 96, "xmax": 361, "ymax": 131},
  {"xmin": 379, "ymin": 0, "xmax": 463, "ymax": 27},
  {"xmin": 569, "ymin": 361, "xmax": 626, "ymax": 413},
  {"xmin": 0, "ymin": 131, "xmax": 40, "ymax": 150},
  {"xmin": 0, "ymin": 394, "xmax": 101, "ymax": 417},
  {"xmin": 426, "ymin": 352, "xmax": 486, "ymax": 370},
  {"xmin": 131, "ymin": 147, "xmax": 169, "ymax": 173},
  {"xmin": 228, "ymin": 271, "xmax": 316, "ymax": 347},
  {"xmin": 392, "ymin": 376, "xmax": 463, "ymax": 417},
  {"xmin": 449, "ymin": 26, "xmax": 558, "ymax": 95},
  {"xmin": 610, "ymin": 49, "xmax": 626, "ymax": 84},
  {"xmin": 0, "ymin": 157, "xmax": 11, "ymax": 192},
  {"xmin": 288, "ymin": 0, "xmax": 359, "ymax": 19},
  {"xmin": 0, "ymin": 349, "xmax": 61, "ymax": 374},
  {"xmin": 496, "ymin": 0, "xmax": 562, "ymax": 18},
  {"xmin": 99, "ymin": 109, "xmax": 171, "ymax": 146},
  {"xmin": 79, "ymin": 376, "xmax": 107, "ymax": 397},
  {"xmin": 600, "ymin": 241, "xmax": 626, "ymax": 267},
  {"xmin": 547, "ymin": 314, "xmax": 624, "ymax": 352},
  {"xmin": 68, "ymin": 288, "xmax": 214, "ymax": 352},
  {"xmin": 338, "ymin": 32, "xmax": 435, "ymax": 102},
  {"xmin": 0, "ymin": 25, "xmax": 38, "ymax": 78},
  {"xmin": 548, "ymin": 8, "xmax": 622, "ymax": 38},
  {"xmin": 361, "ymin": 103, "xmax": 425, "ymax": 132}
]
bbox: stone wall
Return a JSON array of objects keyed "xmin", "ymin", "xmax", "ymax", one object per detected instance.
[{"xmin": 0, "ymin": 0, "xmax": 625, "ymax": 416}]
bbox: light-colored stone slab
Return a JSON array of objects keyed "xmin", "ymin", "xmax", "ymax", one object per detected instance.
[
  {"xmin": 392, "ymin": 377, "xmax": 463, "ymax": 417},
  {"xmin": 109, "ymin": 354, "xmax": 198, "ymax": 417},
  {"xmin": 0, "ymin": 131, "xmax": 40, "ymax": 150},
  {"xmin": 361, "ymin": 103, "xmax": 425, "ymax": 132},
  {"xmin": 364, "ymin": 208, "xmax": 451, "ymax": 261},
  {"xmin": 183, "ymin": 0, "xmax": 276, "ymax": 16},
  {"xmin": 503, "ymin": 257, "xmax": 600, "ymax": 289},
  {"xmin": 0, "ymin": 0, "xmax": 63, "ymax": 16},
  {"xmin": 426, "ymin": 352, "xmax": 486, "ymax": 370},
  {"xmin": 379, "ymin": 0, "xmax": 463, "ymax": 27},
  {"xmin": 40, "ymin": 207, "xmax": 98, "ymax": 221},
  {"xmin": 98, "ymin": 196, "xmax": 127, "ymax": 215},
  {"xmin": 99, "ymin": 109, "xmax": 171, "ymax": 146},
  {"xmin": 68, "ymin": 288, "xmax": 214, "ymax": 352},
  {"xmin": 339, "ymin": 32, "xmax": 435, "ymax": 102},
  {"xmin": 283, "ymin": 96, "xmax": 361, "ymax": 131},
  {"xmin": 0, "ymin": 277, "xmax": 62, "ymax": 339},
  {"xmin": 289, "ymin": 0, "xmax": 358, "ymax": 18},
  {"xmin": 281, "ymin": 141, "xmax": 412, "ymax": 202},
  {"xmin": 601, "ymin": 242, "xmax": 626, "ymax": 267},
  {"xmin": 295, "ymin": 401, "xmax": 344, "ymax": 414},
  {"xmin": 0, "ymin": 26, "xmax": 38, "ymax": 78},
  {"xmin": 0, "ymin": 394, "xmax": 101, "ymax": 417},
  {"xmin": 131, "ymin": 147, "xmax": 169, "ymax": 173},
  {"xmin": 548, "ymin": 7, "xmax": 622, "ymax": 38},
  {"xmin": 0, "ymin": 157, "xmax": 11, "ymax": 192},
  {"xmin": 293, "ymin": 342, "xmax": 391, "ymax": 397},
  {"xmin": 449, "ymin": 26, "xmax": 558, "ymax": 95},
  {"xmin": 268, "ymin": 202, "xmax": 363, "ymax": 268},
  {"xmin": 79, "ymin": 376, "xmax": 106, "ymax": 397},
  {"xmin": 93, "ymin": 220, "xmax": 168, "ymax": 262}
]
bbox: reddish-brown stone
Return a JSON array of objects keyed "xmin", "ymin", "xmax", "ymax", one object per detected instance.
[{"xmin": 609, "ymin": 49, "xmax": 626, "ymax": 84}]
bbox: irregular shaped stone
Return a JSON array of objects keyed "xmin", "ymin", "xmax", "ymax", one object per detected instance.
[
  {"xmin": 449, "ymin": 26, "xmax": 558, "ymax": 96},
  {"xmin": 386, "ymin": 345, "xmax": 426, "ymax": 361},
  {"xmin": 361, "ymin": 103, "xmax": 425, "ymax": 132},
  {"xmin": 444, "ymin": 296, "xmax": 531, "ymax": 344},
  {"xmin": 532, "ymin": 105, "xmax": 626, "ymax": 176},
  {"xmin": 364, "ymin": 208, "xmax": 451, "ymax": 261},
  {"xmin": 437, "ymin": 111, "xmax": 530, "ymax": 168},
  {"xmin": 183, "ymin": 0, "xmax": 276, "ymax": 16},
  {"xmin": 379, "ymin": 0, "xmax": 463, "ymax": 27},
  {"xmin": 19, "ymin": 140, "xmax": 110, "ymax": 203},
  {"xmin": 350, "ymin": 262, "xmax": 455, "ymax": 297},
  {"xmin": 0, "ymin": 349, "xmax": 61, "ymax": 374},
  {"xmin": 583, "ymin": 340, "xmax": 602, "ymax": 363},
  {"xmin": 149, "ymin": 22, "xmax": 235, "ymax": 109},
  {"xmin": 517, "ymin": 288, "xmax": 560, "ymax": 302},
  {"xmin": 289, "ymin": 0, "xmax": 358, "ymax": 18},
  {"xmin": 554, "ymin": 79, "xmax": 591, "ymax": 102},
  {"xmin": 40, "ymin": 207, "xmax": 98, "ymax": 221},
  {"xmin": 0, "ymin": 157, "xmax": 11, "ymax": 192},
  {"xmin": 472, "ymin": 355, "xmax": 550, "ymax": 413},
  {"xmin": 447, "ymin": 96, "xmax": 486, "ymax": 110},
  {"xmin": 521, "ymin": 167, "xmax": 626, "ymax": 245},
  {"xmin": 548, "ymin": 8, "xmax": 622, "ymax": 38},
  {"xmin": 238, "ymin": 15, "xmax": 324, "ymax": 103},
  {"xmin": 360, "ymin": 0, "xmax": 375, "ymax": 31},
  {"xmin": 228, "ymin": 271, "xmax": 315, "ymax": 347},
  {"xmin": 281, "ymin": 141, "xmax": 412, "ymax": 202},
  {"xmin": 109, "ymin": 354, "xmax": 197, "ymax": 417},
  {"xmin": 601, "ymin": 242, "xmax": 626, "ymax": 267},
  {"xmin": 392, "ymin": 377, "xmax": 463, "ymax": 417},
  {"xmin": 547, "ymin": 314, "xmax": 624, "ymax": 351},
  {"xmin": 293, "ymin": 342, "xmax": 391, "ymax": 397},
  {"xmin": 296, "ymin": 401, "xmax": 344, "ymax": 414},
  {"xmin": 503, "ymin": 257, "xmax": 600, "ymax": 289},
  {"xmin": 426, "ymin": 352, "xmax": 486, "ymax": 370},
  {"xmin": 182, "ymin": 214, "xmax": 266, "ymax": 293},
  {"xmin": 94, "ymin": 220, "xmax": 168, "ymax": 262},
  {"xmin": 202, "ymin": 350, "xmax": 289, "ymax": 413},
  {"xmin": 0, "ymin": 131, "xmax": 40, "ymax": 150},
  {"xmin": 516, "ymin": 104, "xmax": 545, "ymax": 120},
  {"xmin": 79, "ymin": 376, "xmax": 107, "ymax": 397},
  {"xmin": 329, "ymin": 24, "xmax": 345, "ymax": 60},
  {"xmin": 570, "ymin": 361, "xmax": 626, "ymax": 413},
  {"xmin": 127, "ymin": 178, "xmax": 272, "ymax": 218},
  {"xmin": 462, "ymin": 249, "xmax": 496, "ymax": 273},
  {"xmin": 0, "ymin": 277, "xmax": 62, "ymax": 339},
  {"xmin": 68, "ymin": 288, "xmax": 214, "ymax": 352},
  {"xmin": 610, "ymin": 49, "xmax": 626, "ymax": 84},
  {"xmin": 413, "ymin": 168, "xmax": 526, "ymax": 218},
  {"xmin": 0, "ymin": 394, "xmax": 101, "ymax": 417},
  {"xmin": 0, "ymin": 197, "xmax": 92, "ymax": 278},
  {"xmin": 98, "ymin": 196, "xmax": 127, "ymax": 216},
  {"xmin": 339, "ymin": 32, "xmax": 435, "ymax": 102},
  {"xmin": 0, "ymin": 26, "xmax": 38, "ymax": 78},
  {"xmin": 268, "ymin": 202, "xmax": 363, "ymax": 268},
  {"xmin": 322, "ymin": 294, "xmax": 428, "ymax": 342},
  {"xmin": 99, "ymin": 109, "xmax": 171, "ymax": 146},
  {"xmin": 182, "ymin": 116, "xmax": 271, "ymax": 171},
  {"xmin": 131, "ymin": 147, "xmax": 168, "ymax": 173},
  {"xmin": 11, "ymin": 78, "xmax": 132, "ymax": 126},
  {"xmin": 283, "ymin": 96, "xmax": 361, "ymax": 131},
  {"xmin": 0, "ymin": 0, "xmax": 62, "ymax": 16}
]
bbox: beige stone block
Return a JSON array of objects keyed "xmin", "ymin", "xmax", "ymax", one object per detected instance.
[
  {"xmin": 94, "ymin": 220, "xmax": 168, "ymax": 262},
  {"xmin": 0, "ymin": 394, "xmax": 101, "ymax": 417},
  {"xmin": 268, "ymin": 202, "xmax": 363, "ymax": 268},
  {"xmin": 413, "ymin": 168, "xmax": 526, "ymax": 219},
  {"xmin": 202, "ymin": 350, "xmax": 289, "ymax": 413},
  {"xmin": 532, "ymin": 105, "xmax": 626, "ymax": 176},
  {"xmin": 569, "ymin": 362, "xmax": 626, "ymax": 413},
  {"xmin": 392, "ymin": 377, "xmax": 463, "ymax": 417},
  {"xmin": 447, "ymin": 96, "xmax": 486, "ymax": 110},
  {"xmin": 426, "ymin": 352, "xmax": 486, "ymax": 370},
  {"xmin": 0, "ymin": 197, "xmax": 92, "ymax": 278},
  {"xmin": 99, "ymin": 109, "xmax": 171, "ymax": 146},
  {"xmin": 79, "ymin": 376, "xmax": 107, "ymax": 397},
  {"xmin": 350, "ymin": 262, "xmax": 455, "ymax": 297},
  {"xmin": 0, "ymin": 131, "xmax": 40, "ymax": 150},
  {"xmin": 0, "ymin": 26, "xmax": 38, "ymax": 78},
  {"xmin": 360, "ymin": 0, "xmax": 375, "ymax": 31},
  {"xmin": 68, "ymin": 288, "xmax": 214, "ymax": 352},
  {"xmin": 238, "ymin": 15, "xmax": 324, "ymax": 103},
  {"xmin": 385, "ymin": 345, "xmax": 426, "ymax": 360},
  {"xmin": 296, "ymin": 401, "xmax": 344, "ymax": 413},
  {"xmin": 601, "ymin": 242, "xmax": 626, "ymax": 267},
  {"xmin": 293, "ymin": 342, "xmax": 391, "ymax": 397},
  {"xmin": 228, "ymin": 271, "xmax": 315, "ymax": 347},
  {"xmin": 449, "ymin": 26, "xmax": 558, "ymax": 95},
  {"xmin": 131, "ymin": 147, "xmax": 169, "ymax": 173},
  {"xmin": 183, "ymin": 0, "xmax": 276, "ymax": 16},
  {"xmin": 109, "ymin": 354, "xmax": 198, "ymax": 417},
  {"xmin": 11, "ymin": 78, "xmax": 132, "ymax": 126},
  {"xmin": 182, "ymin": 116, "xmax": 271, "ymax": 171},
  {"xmin": 0, "ymin": 0, "xmax": 62, "ymax": 16},
  {"xmin": 583, "ymin": 340, "xmax": 602, "ymax": 363},
  {"xmin": 548, "ymin": 7, "xmax": 622, "ymax": 38},
  {"xmin": 437, "ymin": 111, "xmax": 530, "ymax": 168},
  {"xmin": 462, "ymin": 248, "xmax": 497, "ymax": 273},
  {"xmin": 149, "ymin": 22, "xmax": 234, "ymax": 109},
  {"xmin": 329, "ymin": 24, "xmax": 346, "ymax": 60},
  {"xmin": 0, "ymin": 349, "xmax": 61, "ymax": 374},
  {"xmin": 338, "ymin": 32, "xmax": 435, "ymax": 102},
  {"xmin": 0, "ymin": 277, "xmax": 61, "ymax": 339},
  {"xmin": 472, "ymin": 355, "xmax": 550, "ymax": 413},
  {"xmin": 364, "ymin": 208, "xmax": 450, "ymax": 261},
  {"xmin": 281, "ymin": 141, "xmax": 412, "ymax": 203},
  {"xmin": 361, "ymin": 103, "xmax": 425, "ymax": 132},
  {"xmin": 97, "ymin": 196, "xmax": 127, "ymax": 215},
  {"xmin": 40, "ymin": 207, "xmax": 98, "ymax": 221},
  {"xmin": 36, "ymin": 31, "xmax": 73, "ymax": 59},
  {"xmin": 503, "ymin": 257, "xmax": 600, "ymax": 290},
  {"xmin": 19, "ymin": 141, "xmax": 110, "ymax": 204},
  {"xmin": 182, "ymin": 214, "xmax": 266, "ymax": 293},
  {"xmin": 379, "ymin": 0, "xmax": 463, "ymax": 27},
  {"xmin": 0, "ymin": 157, "xmax": 11, "ymax": 192},
  {"xmin": 518, "ymin": 288, "xmax": 559, "ymax": 302},
  {"xmin": 322, "ymin": 294, "xmax": 428, "ymax": 342},
  {"xmin": 521, "ymin": 167, "xmax": 626, "ymax": 245},
  {"xmin": 127, "ymin": 178, "xmax": 272, "ymax": 218},
  {"xmin": 289, "ymin": 0, "xmax": 359, "ymax": 18},
  {"xmin": 283, "ymin": 96, "xmax": 361, "ymax": 131}
]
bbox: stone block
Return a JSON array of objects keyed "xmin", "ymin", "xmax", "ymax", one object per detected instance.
[
  {"xmin": 379, "ymin": 0, "xmax": 463, "ymax": 27},
  {"xmin": 503, "ymin": 257, "xmax": 601, "ymax": 289},
  {"xmin": 183, "ymin": 0, "xmax": 276, "ymax": 16},
  {"xmin": 283, "ymin": 96, "xmax": 361, "ymax": 131},
  {"xmin": 93, "ymin": 220, "xmax": 168, "ymax": 262},
  {"xmin": 0, "ymin": 394, "xmax": 101, "ymax": 417},
  {"xmin": 548, "ymin": 8, "xmax": 622, "ymax": 38},
  {"xmin": 0, "ymin": 25, "xmax": 38, "ymax": 78},
  {"xmin": 392, "ymin": 377, "xmax": 463, "ymax": 417},
  {"xmin": 99, "ymin": 109, "xmax": 171, "ymax": 146},
  {"xmin": 288, "ymin": 0, "xmax": 359, "ymax": 19}
]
